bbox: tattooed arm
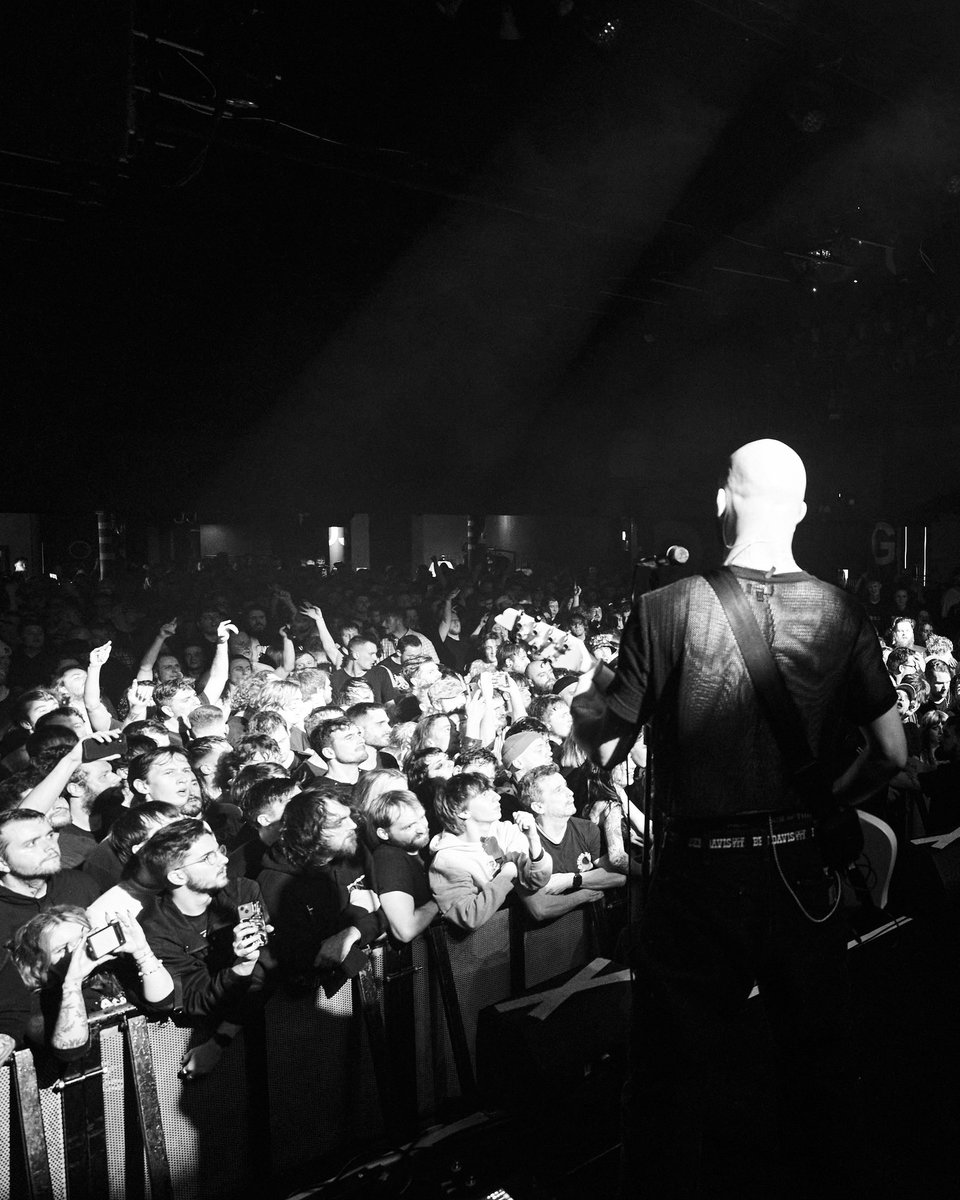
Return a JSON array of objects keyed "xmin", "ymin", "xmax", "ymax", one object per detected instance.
[{"xmin": 50, "ymin": 939, "xmax": 96, "ymax": 1054}]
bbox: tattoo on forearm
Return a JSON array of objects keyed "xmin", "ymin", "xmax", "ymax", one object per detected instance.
[{"xmin": 53, "ymin": 984, "xmax": 90, "ymax": 1050}]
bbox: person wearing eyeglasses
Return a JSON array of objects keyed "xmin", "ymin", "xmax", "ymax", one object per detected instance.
[{"xmin": 137, "ymin": 818, "xmax": 273, "ymax": 1079}]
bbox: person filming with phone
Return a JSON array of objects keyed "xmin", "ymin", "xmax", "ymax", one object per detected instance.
[
  {"xmin": 137, "ymin": 819, "xmax": 274, "ymax": 1079},
  {"xmin": 10, "ymin": 905, "xmax": 174, "ymax": 1061}
]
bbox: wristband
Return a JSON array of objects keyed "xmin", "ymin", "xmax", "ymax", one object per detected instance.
[
  {"xmin": 571, "ymin": 872, "xmax": 583, "ymax": 892},
  {"xmin": 529, "ymin": 847, "xmax": 544, "ymax": 863},
  {"xmin": 211, "ymin": 1031, "xmax": 233, "ymax": 1049}
]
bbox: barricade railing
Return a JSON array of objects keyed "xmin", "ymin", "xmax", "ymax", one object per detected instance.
[{"xmin": 1, "ymin": 894, "xmax": 622, "ymax": 1200}]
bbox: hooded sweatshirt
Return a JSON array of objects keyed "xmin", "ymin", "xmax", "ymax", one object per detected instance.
[
  {"xmin": 428, "ymin": 822, "xmax": 552, "ymax": 931},
  {"xmin": 257, "ymin": 844, "xmax": 385, "ymax": 987}
]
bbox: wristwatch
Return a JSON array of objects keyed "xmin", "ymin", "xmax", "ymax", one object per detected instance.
[{"xmin": 571, "ymin": 872, "xmax": 583, "ymax": 892}]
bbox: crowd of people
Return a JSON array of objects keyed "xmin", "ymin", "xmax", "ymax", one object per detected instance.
[
  {"xmin": 0, "ymin": 551, "xmax": 955, "ymax": 1086},
  {"xmin": 860, "ymin": 575, "xmax": 960, "ymax": 838},
  {"xmin": 0, "ymin": 555, "xmax": 643, "ymax": 1079}
]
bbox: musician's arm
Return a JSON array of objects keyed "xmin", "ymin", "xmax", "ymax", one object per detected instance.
[
  {"xmin": 832, "ymin": 705, "xmax": 908, "ymax": 808},
  {"xmin": 571, "ymin": 663, "xmax": 639, "ymax": 769}
]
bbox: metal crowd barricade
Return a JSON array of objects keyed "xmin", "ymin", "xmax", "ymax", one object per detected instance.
[{"xmin": 0, "ymin": 898, "xmax": 609, "ymax": 1200}]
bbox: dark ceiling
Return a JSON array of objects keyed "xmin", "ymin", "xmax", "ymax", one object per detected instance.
[{"xmin": 5, "ymin": 0, "xmax": 960, "ymax": 522}]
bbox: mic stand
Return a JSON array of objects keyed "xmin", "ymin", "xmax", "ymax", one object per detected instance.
[
  {"xmin": 639, "ymin": 728, "xmax": 656, "ymax": 908},
  {"xmin": 631, "ymin": 560, "xmax": 660, "ymax": 604}
]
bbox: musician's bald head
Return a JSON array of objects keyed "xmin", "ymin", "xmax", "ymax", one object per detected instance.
[
  {"xmin": 718, "ymin": 440, "xmax": 807, "ymax": 560},
  {"xmin": 726, "ymin": 439, "xmax": 806, "ymax": 510}
]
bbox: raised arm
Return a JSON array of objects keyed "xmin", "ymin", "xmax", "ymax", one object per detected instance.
[
  {"xmin": 462, "ymin": 675, "xmax": 500, "ymax": 750},
  {"xmin": 438, "ymin": 589, "xmax": 460, "ymax": 642},
  {"xmin": 20, "ymin": 734, "xmax": 118, "ymax": 818},
  {"xmin": 51, "ymin": 939, "xmax": 95, "ymax": 1055},
  {"xmin": 138, "ymin": 619, "xmax": 178, "ymax": 681},
  {"xmin": 271, "ymin": 587, "xmax": 298, "ymax": 623},
  {"xmin": 202, "ymin": 621, "xmax": 237, "ymax": 705},
  {"xmin": 299, "ymin": 603, "xmax": 344, "ymax": 669},
  {"xmin": 278, "ymin": 625, "xmax": 296, "ymax": 676},
  {"xmin": 571, "ymin": 662, "xmax": 638, "ymax": 769},
  {"xmin": 120, "ymin": 680, "xmax": 152, "ymax": 730},
  {"xmin": 82, "ymin": 642, "xmax": 115, "ymax": 732}
]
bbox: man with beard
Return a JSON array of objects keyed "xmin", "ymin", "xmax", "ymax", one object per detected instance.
[
  {"xmin": 524, "ymin": 658, "xmax": 557, "ymax": 697},
  {"xmin": 58, "ymin": 756, "xmax": 123, "ymax": 868},
  {"xmin": 365, "ymin": 790, "xmax": 438, "ymax": 942},
  {"xmin": 240, "ymin": 604, "xmax": 272, "ymax": 666},
  {"xmin": 138, "ymin": 818, "xmax": 272, "ymax": 1078},
  {"xmin": 257, "ymin": 790, "xmax": 386, "ymax": 990},
  {"xmin": 129, "ymin": 748, "xmax": 202, "ymax": 816},
  {"xmin": 11, "ymin": 732, "xmax": 122, "ymax": 835},
  {"xmin": 0, "ymin": 810, "xmax": 100, "ymax": 1044}
]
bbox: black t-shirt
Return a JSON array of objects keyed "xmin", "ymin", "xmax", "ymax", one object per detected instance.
[
  {"xmin": 204, "ymin": 801, "xmax": 246, "ymax": 849},
  {"xmin": 536, "ymin": 817, "xmax": 602, "ymax": 874},
  {"xmin": 371, "ymin": 843, "xmax": 432, "ymax": 907},
  {"xmin": 438, "ymin": 636, "xmax": 471, "ymax": 675},
  {"xmin": 227, "ymin": 827, "xmax": 270, "ymax": 880},
  {"xmin": 82, "ymin": 839, "xmax": 125, "ymax": 892},
  {"xmin": 89, "ymin": 786, "xmax": 126, "ymax": 840},
  {"xmin": 330, "ymin": 664, "xmax": 398, "ymax": 708},
  {"xmin": 365, "ymin": 664, "xmax": 400, "ymax": 707},
  {"xmin": 862, "ymin": 601, "xmax": 889, "ymax": 635},
  {"xmin": 57, "ymin": 824, "xmax": 98, "ymax": 870},
  {"xmin": 606, "ymin": 568, "xmax": 897, "ymax": 819},
  {"xmin": 314, "ymin": 777, "xmax": 357, "ymax": 809}
]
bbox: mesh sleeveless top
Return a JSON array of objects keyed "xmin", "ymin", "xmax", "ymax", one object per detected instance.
[{"xmin": 606, "ymin": 568, "xmax": 896, "ymax": 818}]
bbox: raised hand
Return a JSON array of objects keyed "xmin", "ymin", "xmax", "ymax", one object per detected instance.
[
  {"xmin": 126, "ymin": 680, "xmax": 152, "ymax": 710},
  {"xmin": 88, "ymin": 641, "xmax": 112, "ymax": 667}
]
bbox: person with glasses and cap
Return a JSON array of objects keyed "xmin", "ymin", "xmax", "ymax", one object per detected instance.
[{"xmin": 137, "ymin": 818, "xmax": 273, "ymax": 1079}]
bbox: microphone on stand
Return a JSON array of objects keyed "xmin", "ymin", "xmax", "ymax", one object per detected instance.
[
  {"xmin": 631, "ymin": 546, "xmax": 690, "ymax": 602},
  {"xmin": 635, "ymin": 545, "xmax": 690, "ymax": 568}
]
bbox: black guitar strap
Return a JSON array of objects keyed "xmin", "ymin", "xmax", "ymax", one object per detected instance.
[
  {"xmin": 702, "ymin": 567, "xmax": 821, "ymax": 799},
  {"xmin": 703, "ymin": 568, "xmax": 865, "ymax": 872}
]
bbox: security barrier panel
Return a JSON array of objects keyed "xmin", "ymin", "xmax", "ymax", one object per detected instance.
[{"xmin": 0, "ymin": 899, "xmax": 607, "ymax": 1200}]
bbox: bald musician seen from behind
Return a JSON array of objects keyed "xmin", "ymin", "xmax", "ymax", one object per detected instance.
[{"xmin": 573, "ymin": 438, "xmax": 905, "ymax": 1200}]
